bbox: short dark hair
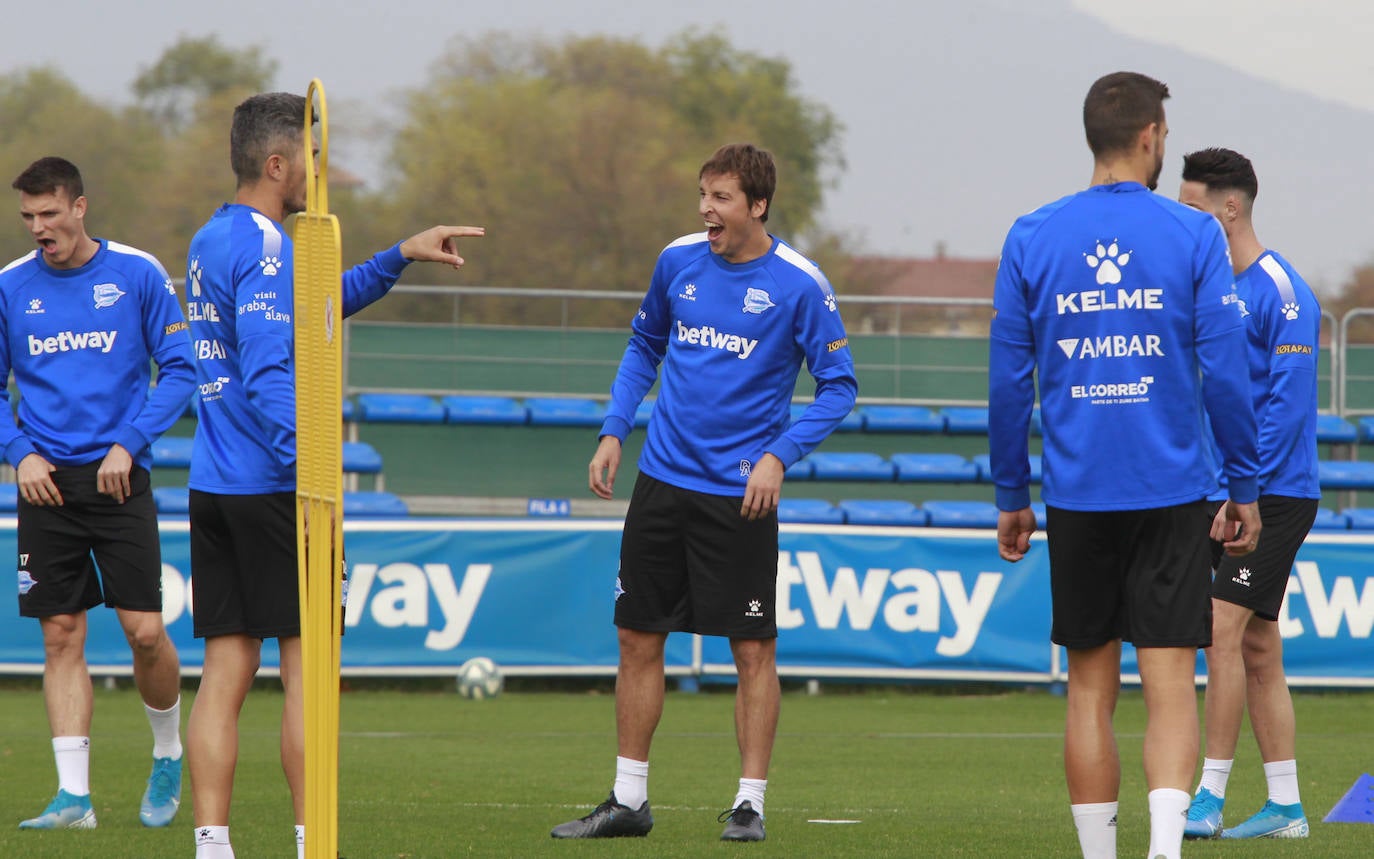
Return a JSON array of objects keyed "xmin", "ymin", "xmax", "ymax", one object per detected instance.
[
  {"xmin": 230, "ymin": 92, "xmax": 307, "ymax": 187},
  {"xmin": 12, "ymin": 156, "xmax": 84, "ymax": 200},
  {"xmin": 699, "ymin": 143, "xmax": 776, "ymax": 223},
  {"xmin": 1181, "ymin": 147, "xmax": 1258, "ymax": 201},
  {"xmin": 1083, "ymin": 72, "xmax": 1170, "ymax": 158}
]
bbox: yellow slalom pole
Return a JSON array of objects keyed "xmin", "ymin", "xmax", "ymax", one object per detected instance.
[{"xmin": 293, "ymin": 78, "xmax": 344, "ymax": 859}]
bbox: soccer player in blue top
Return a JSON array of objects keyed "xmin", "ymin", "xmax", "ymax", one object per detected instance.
[
  {"xmin": 552, "ymin": 143, "xmax": 856, "ymax": 843},
  {"xmin": 1178, "ymin": 148, "xmax": 1318, "ymax": 841},
  {"xmin": 2, "ymin": 156, "xmax": 194, "ymax": 831},
  {"xmin": 988, "ymin": 73, "xmax": 1262, "ymax": 859},
  {"xmin": 184, "ymin": 92, "xmax": 483, "ymax": 859}
]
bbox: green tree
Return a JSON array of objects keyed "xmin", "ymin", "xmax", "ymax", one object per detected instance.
[
  {"xmin": 365, "ymin": 31, "xmax": 845, "ymax": 324},
  {"xmin": 133, "ymin": 35, "xmax": 277, "ymax": 133}
]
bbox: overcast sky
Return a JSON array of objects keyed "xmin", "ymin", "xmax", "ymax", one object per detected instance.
[{"xmin": 3, "ymin": 0, "xmax": 1371, "ymax": 287}]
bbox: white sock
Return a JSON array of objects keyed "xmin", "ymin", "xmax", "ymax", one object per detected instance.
[
  {"xmin": 296, "ymin": 824, "xmax": 305, "ymax": 859},
  {"xmin": 195, "ymin": 825, "xmax": 234, "ymax": 859},
  {"xmin": 613, "ymin": 756, "xmax": 649, "ymax": 809},
  {"xmin": 1147, "ymin": 788, "xmax": 1189, "ymax": 859},
  {"xmin": 53, "ymin": 736, "xmax": 90, "ymax": 796},
  {"xmin": 1198, "ymin": 757, "xmax": 1233, "ymax": 798},
  {"xmin": 1070, "ymin": 801, "xmax": 1117, "ymax": 859},
  {"xmin": 146, "ymin": 695, "xmax": 183, "ymax": 760},
  {"xmin": 1263, "ymin": 759, "xmax": 1301, "ymax": 806},
  {"xmin": 733, "ymin": 778, "xmax": 767, "ymax": 818}
]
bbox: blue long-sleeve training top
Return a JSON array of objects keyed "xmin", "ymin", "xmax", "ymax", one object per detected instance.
[
  {"xmin": 988, "ymin": 182, "xmax": 1260, "ymax": 512},
  {"xmin": 0, "ymin": 239, "xmax": 195, "ymax": 470},
  {"xmin": 186, "ymin": 203, "xmax": 410, "ymax": 494},
  {"xmin": 600, "ymin": 233, "xmax": 857, "ymax": 496},
  {"xmin": 1228, "ymin": 250, "xmax": 1321, "ymax": 499}
]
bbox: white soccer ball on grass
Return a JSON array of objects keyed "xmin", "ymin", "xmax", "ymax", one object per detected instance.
[{"xmin": 456, "ymin": 656, "xmax": 504, "ymax": 700}]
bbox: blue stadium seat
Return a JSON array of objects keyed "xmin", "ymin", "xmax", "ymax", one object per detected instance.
[
  {"xmin": 1359, "ymin": 416, "xmax": 1374, "ymax": 443},
  {"xmin": 342, "ymin": 398, "xmax": 357, "ymax": 422},
  {"xmin": 1031, "ymin": 502, "xmax": 1047, "ymax": 529},
  {"xmin": 1316, "ymin": 414, "xmax": 1358, "ymax": 444},
  {"xmin": 808, "ymin": 452, "xmax": 895, "ymax": 481},
  {"xmin": 1312, "ymin": 507, "xmax": 1350, "ymax": 531},
  {"xmin": 785, "ymin": 457, "xmax": 814, "ymax": 480},
  {"xmin": 922, "ymin": 500, "xmax": 1000, "ymax": 528},
  {"xmin": 1318, "ymin": 460, "xmax": 1374, "ymax": 490},
  {"xmin": 151, "ymin": 436, "xmax": 195, "ymax": 468},
  {"xmin": 152, "ymin": 487, "xmax": 190, "ymax": 515},
  {"xmin": 778, "ymin": 498, "xmax": 845, "ymax": 524},
  {"xmin": 1341, "ymin": 508, "xmax": 1374, "ymax": 530},
  {"xmin": 972, "ymin": 453, "xmax": 1042, "ymax": 483},
  {"xmin": 790, "ymin": 403, "xmax": 863, "ymax": 432},
  {"xmin": 892, "ymin": 453, "xmax": 978, "ymax": 483},
  {"xmin": 941, "ymin": 407, "xmax": 990, "ymax": 435},
  {"xmin": 1031, "ymin": 408, "xmax": 1042, "ymax": 437},
  {"xmin": 839, "ymin": 499, "xmax": 928, "ymax": 526},
  {"xmin": 441, "ymin": 395, "xmax": 528, "ymax": 425},
  {"xmin": 344, "ymin": 491, "xmax": 409, "ymax": 518},
  {"xmin": 526, "ymin": 397, "xmax": 607, "ymax": 427},
  {"xmin": 0, "ymin": 483, "xmax": 17, "ymax": 512},
  {"xmin": 860, "ymin": 405, "xmax": 945, "ymax": 433},
  {"xmin": 634, "ymin": 400, "xmax": 655, "ymax": 429},
  {"xmin": 357, "ymin": 393, "xmax": 446, "ymax": 424},
  {"xmin": 342, "ymin": 441, "xmax": 384, "ymax": 474}
]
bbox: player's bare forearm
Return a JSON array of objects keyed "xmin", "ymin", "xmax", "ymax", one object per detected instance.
[
  {"xmin": 741, "ymin": 454, "xmax": 784, "ymax": 520},
  {"xmin": 589, "ymin": 435, "xmax": 622, "ymax": 500}
]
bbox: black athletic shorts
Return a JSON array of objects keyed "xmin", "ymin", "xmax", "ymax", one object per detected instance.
[
  {"xmin": 17, "ymin": 461, "xmax": 162, "ymax": 617},
  {"xmin": 1210, "ymin": 495, "xmax": 1318, "ymax": 621},
  {"xmin": 614, "ymin": 472, "xmax": 779, "ymax": 639},
  {"xmin": 189, "ymin": 490, "xmax": 300, "ymax": 639},
  {"xmin": 1047, "ymin": 500, "xmax": 1213, "ymax": 649}
]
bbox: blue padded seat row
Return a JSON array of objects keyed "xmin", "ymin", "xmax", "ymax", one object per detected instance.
[
  {"xmin": 892, "ymin": 453, "xmax": 979, "ymax": 483},
  {"xmin": 152, "ymin": 487, "xmax": 190, "ymax": 515},
  {"xmin": 1342, "ymin": 508, "xmax": 1374, "ymax": 530},
  {"xmin": 151, "ymin": 436, "xmax": 195, "ymax": 468},
  {"xmin": 1359, "ymin": 417, "xmax": 1374, "ymax": 443},
  {"xmin": 784, "ymin": 458, "xmax": 814, "ymax": 480},
  {"xmin": 941, "ymin": 407, "xmax": 990, "ymax": 435},
  {"xmin": 1317, "ymin": 460, "xmax": 1374, "ymax": 490},
  {"xmin": 342, "ymin": 399, "xmax": 358, "ymax": 422},
  {"xmin": 922, "ymin": 499, "xmax": 1000, "ymax": 528},
  {"xmin": 344, "ymin": 490, "xmax": 409, "ymax": 517},
  {"xmin": 1316, "ymin": 413, "xmax": 1358, "ymax": 444},
  {"xmin": 0, "ymin": 483, "xmax": 17, "ymax": 512},
  {"xmin": 861, "ymin": 405, "xmax": 946, "ymax": 433},
  {"xmin": 790, "ymin": 403, "xmax": 864, "ymax": 432},
  {"xmin": 778, "ymin": 498, "xmax": 845, "ymax": 524},
  {"xmin": 972, "ymin": 453, "xmax": 1043, "ymax": 483},
  {"xmin": 1312, "ymin": 508, "xmax": 1350, "ymax": 530},
  {"xmin": 342, "ymin": 441, "xmax": 384, "ymax": 474},
  {"xmin": 526, "ymin": 397, "xmax": 607, "ymax": 427},
  {"xmin": 808, "ymin": 452, "xmax": 896, "ymax": 481},
  {"xmin": 839, "ymin": 499, "xmax": 929, "ymax": 526},
  {"xmin": 441, "ymin": 395, "xmax": 528, "ymax": 425},
  {"xmin": 357, "ymin": 392, "xmax": 446, "ymax": 424}
]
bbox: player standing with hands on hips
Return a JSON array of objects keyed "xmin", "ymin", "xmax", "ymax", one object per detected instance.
[
  {"xmin": 988, "ymin": 72, "xmax": 1261, "ymax": 859},
  {"xmin": 553, "ymin": 143, "xmax": 856, "ymax": 843},
  {"xmin": 184, "ymin": 91, "xmax": 484, "ymax": 859}
]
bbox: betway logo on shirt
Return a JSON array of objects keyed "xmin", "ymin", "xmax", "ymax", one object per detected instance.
[
  {"xmin": 28, "ymin": 330, "xmax": 117, "ymax": 355},
  {"xmin": 1056, "ymin": 288, "xmax": 1163, "ymax": 315},
  {"xmin": 676, "ymin": 320, "xmax": 758, "ymax": 359}
]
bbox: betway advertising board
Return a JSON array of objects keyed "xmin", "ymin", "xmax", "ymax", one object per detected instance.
[{"xmin": 0, "ymin": 520, "xmax": 1369, "ymax": 685}]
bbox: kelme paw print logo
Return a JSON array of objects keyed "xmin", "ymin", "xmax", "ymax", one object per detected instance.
[
  {"xmin": 1084, "ymin": 240, "xmax": 1130, "ymax": 285},
  {"xmin": 1282, "ymin": 301, "xmax": 1300, "ymax": 321},
  {"xmin": 260, "ymin": 255, "xmax": 282, "ymax": 276},
  {"xmin": 188, "ymin": 258, "xmax": 204, "ymax": 297}
]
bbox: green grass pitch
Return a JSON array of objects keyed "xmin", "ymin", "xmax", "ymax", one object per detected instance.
[{"xmin": 0, "ymin": 683, "xmax": 1371, "ymax": 857}]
